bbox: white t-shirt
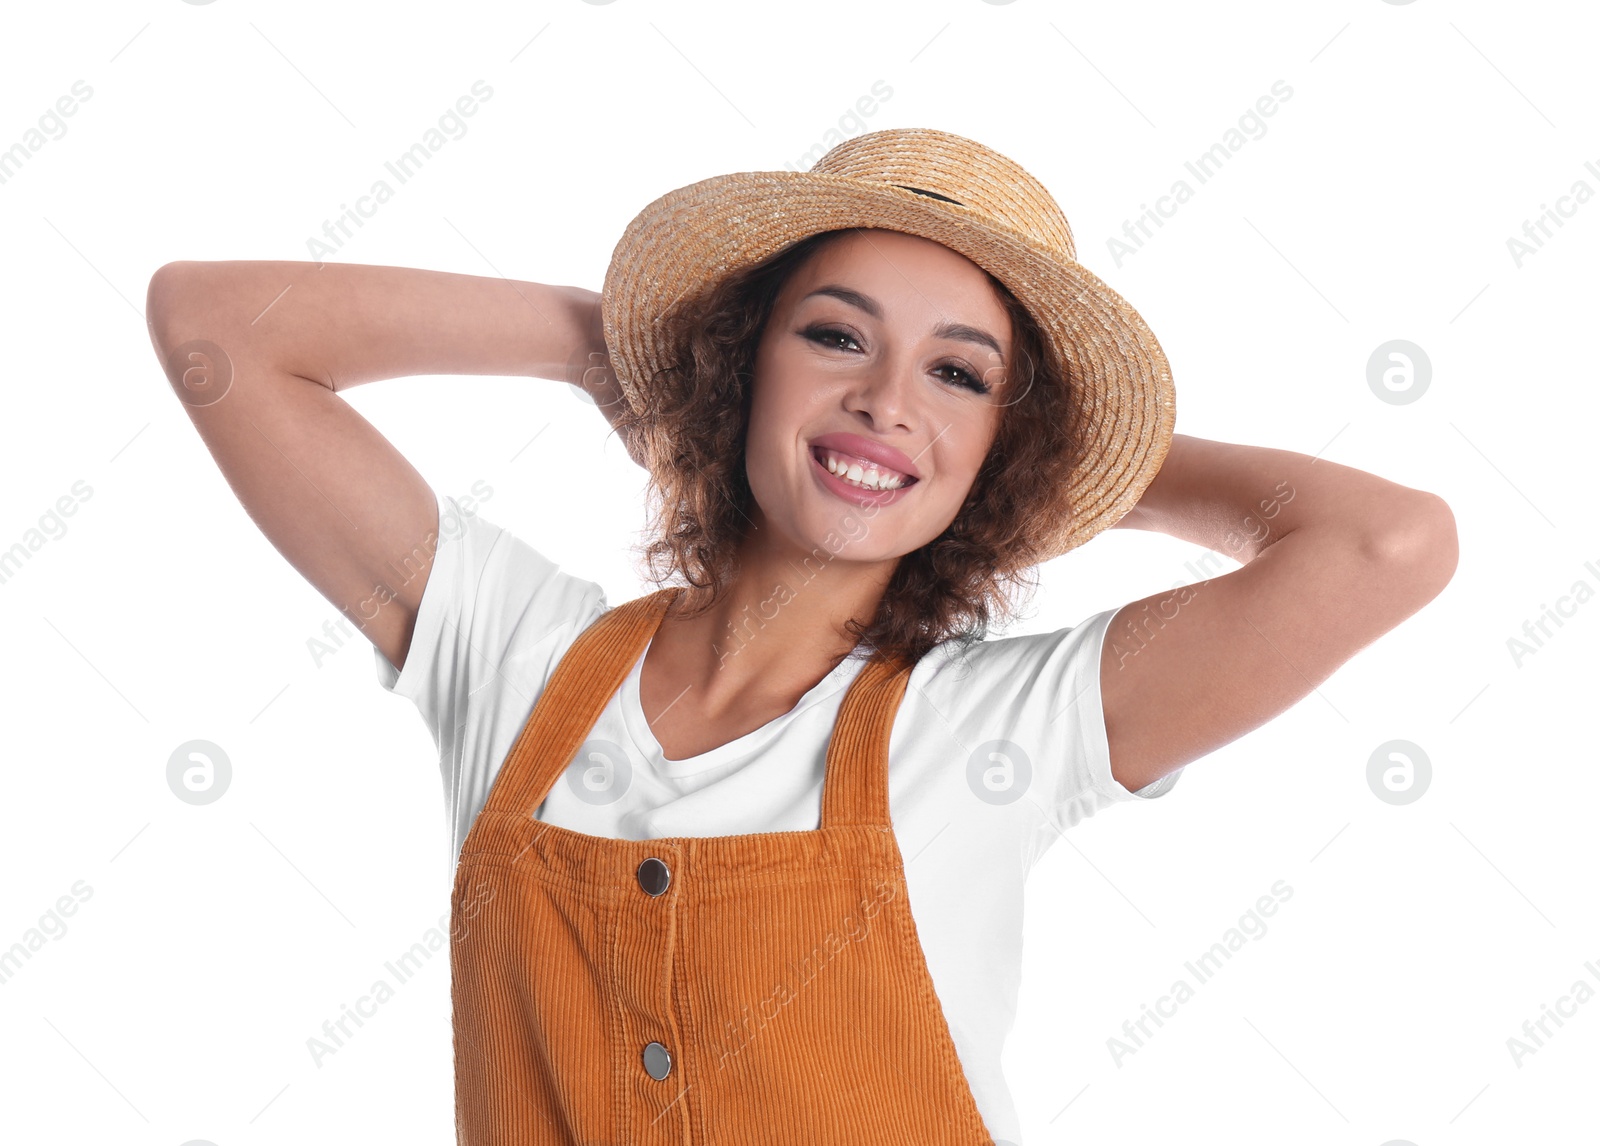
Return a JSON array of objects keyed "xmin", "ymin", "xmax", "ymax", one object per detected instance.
[{"xmin": 375, "ymin": 489, "xmax": 1182, "ymax": 1143}]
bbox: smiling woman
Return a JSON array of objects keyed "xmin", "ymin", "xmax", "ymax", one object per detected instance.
[
  {"xmin": 150, "ymin": 125, "xmax": 1454, "ymax": 1146},
  {"xmin": 612, "ymin": 224, "xmax": 1076, "ymax": 670}
]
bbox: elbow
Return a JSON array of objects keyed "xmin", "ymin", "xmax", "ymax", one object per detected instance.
[
  {"xmin": 146, "ymin": 261, "xmax": 200, "ymax": 355},
  {"xmin": 1359, "ymin": 493, "xmax": 1459, "ymax": 600},
  {"xmin": 146, "ymin": 261, "xmax": 229, "ymax": 394},
  {"xmin": 146, "ymin": 262, "xmax": 185, "ymax": 364}
]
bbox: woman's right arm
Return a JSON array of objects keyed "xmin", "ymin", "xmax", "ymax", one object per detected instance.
[{"xmin": 145, "ymin": 260, "xmax": 611, "ymax": 675}]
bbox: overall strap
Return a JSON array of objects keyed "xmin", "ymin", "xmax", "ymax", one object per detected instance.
[
  {"xmin": 479, "ymin": 587, "xmax": 678, "ymax": 822},
  {"xmin": 482, "ymin": 587, "xmax": 917, "ymax": 831},
  {"xmin": 819, "ymin": 648, "xmax": 915, "ymax": 829}
]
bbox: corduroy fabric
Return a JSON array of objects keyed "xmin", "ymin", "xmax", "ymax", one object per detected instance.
[{"xmin": 449, "ymin": 587, "xmax": 998, "ymax": 1144}]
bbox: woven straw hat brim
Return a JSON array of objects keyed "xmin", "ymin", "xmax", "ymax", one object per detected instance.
[{"xmin": 601, "ymin": 169, "xmax": 1176, "ymax": 562}]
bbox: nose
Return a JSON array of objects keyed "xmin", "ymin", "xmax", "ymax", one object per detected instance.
[{"xmin": 843, "ymin": 351, "xmax": 915, "ymax": 432}]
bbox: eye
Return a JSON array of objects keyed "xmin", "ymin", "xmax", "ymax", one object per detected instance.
[
  {"xmin": 801, "ymin": 324, "xmax": 992, "ymax": 396},
  {"xmin": 801, "ymin": 324, "xmax": 862, "ymax": 353},
  {"xmin": 936, "ymin": 363, "xmax": 991, "ymax": 395}
]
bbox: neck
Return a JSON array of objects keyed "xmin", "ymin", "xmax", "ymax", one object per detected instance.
[{"xmin": 658, "ymin": 517, "xmax": 897, "ymax": 713}]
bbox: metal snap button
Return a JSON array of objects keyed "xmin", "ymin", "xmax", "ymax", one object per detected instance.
[
  {"xmin": 642, "ymin": 1040, "xmax": 672, "ymax": 1080},
  {"xmin": 636, "ymin": 856, "xmax": 671, "ymax": 897}
]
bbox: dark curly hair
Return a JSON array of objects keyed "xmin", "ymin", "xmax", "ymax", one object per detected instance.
[{"xmin": 613, "ymin": 227, "xmax": 1079, "ymax": 669}]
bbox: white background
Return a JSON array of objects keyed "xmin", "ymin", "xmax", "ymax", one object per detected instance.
[{"xmin": 2, "ymin": 1, "xmax": 1595, "ymax": 1143}]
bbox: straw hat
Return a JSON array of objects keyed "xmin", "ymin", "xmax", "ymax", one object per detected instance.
[{"xmin": 599, "ymin": 126, "xmax": 1175, "ymax": 561}]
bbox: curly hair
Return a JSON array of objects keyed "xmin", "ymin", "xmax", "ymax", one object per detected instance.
[{"xmin": 612, "ymin": 227, "xmax": 1080, "ymax": 669}]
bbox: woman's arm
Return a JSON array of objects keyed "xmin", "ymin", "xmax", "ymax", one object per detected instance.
[
  {"xmin": 145, "ymin": 261, "xmax": 614, "ymax": 675},
  {"xmin": 1097, "ymin": 433, "xmax": 1459, "ymax": 791}
]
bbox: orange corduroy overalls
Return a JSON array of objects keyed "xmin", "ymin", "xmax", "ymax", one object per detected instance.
[{"xmin": 448, "ymin": 586, "xmax": 998, "ymax": 1144}]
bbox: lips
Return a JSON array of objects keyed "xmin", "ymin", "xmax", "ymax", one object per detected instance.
[
  {"xmin": 807, "ymin": 432, "xmax": 922, "ymax": 482},
  {"xmin": 809, "ymin": 444, "xmax": 918, "ymax": 506}
]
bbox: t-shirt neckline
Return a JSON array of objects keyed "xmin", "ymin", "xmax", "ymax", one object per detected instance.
[{"xmin": 621, "ymin": 633, "xmax": 870, "ymax": 778}]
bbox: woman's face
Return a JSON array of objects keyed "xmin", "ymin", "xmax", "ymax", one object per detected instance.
[{"xmin": 743, "ymin": 228, "xmax": 1013, "ymax": 565}]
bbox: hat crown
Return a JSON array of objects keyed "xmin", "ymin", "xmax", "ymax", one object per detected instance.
[{"xmin": 810, "ymin": 127, "xmax": 1077, "ymax": 260}]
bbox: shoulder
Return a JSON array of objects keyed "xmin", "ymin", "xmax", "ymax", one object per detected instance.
[
  {"xmin": 896, "ymin": 607, "xmax": 1180, "ymax": 819},
  {"xmin": 907, "ymin": 607, "xmax": 1120, "ymax": 710},
  {"xmin": 376, "ymin": 487, "xmax": 609, "ymax": 701},
  {"xmin": 440, "ymin": 490, "xmax": 606, "ymax": 624}
]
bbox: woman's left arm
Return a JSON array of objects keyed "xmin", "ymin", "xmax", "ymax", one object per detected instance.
[{"xmin": 1098, "ymin": 433, "xmax": 1459, "ymax": 792}]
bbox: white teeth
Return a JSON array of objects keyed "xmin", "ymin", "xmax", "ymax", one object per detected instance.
[{"xmin": 819, "ymin": 449, "xmax": 908, "ymax": 491}]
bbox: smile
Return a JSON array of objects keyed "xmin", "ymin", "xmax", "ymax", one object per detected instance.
[{"xmin": 810, "ymin": 446, "xmax": 918, "ymax": 506}]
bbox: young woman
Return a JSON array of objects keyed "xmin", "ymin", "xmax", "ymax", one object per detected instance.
[{"xmin": 147, "ymin": 129, "xmax": 1457, "ymax": 1145}]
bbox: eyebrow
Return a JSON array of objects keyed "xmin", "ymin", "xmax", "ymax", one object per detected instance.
[{"xmin": 800, "ymin": 285, "xmax": 1005, "ymax": 365}]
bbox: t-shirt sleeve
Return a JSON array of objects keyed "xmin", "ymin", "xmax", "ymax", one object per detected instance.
[
  {"xmin": 1046, "ymin": 606, "xmax": 1184, "ymax": 822},
  {"xmin": 372, "ymin": 486, "xmax": 607, "ymax": 762},
  {"xmin": 933, "ymin": 605, "xmax": 1183, "ymax": 848}
]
